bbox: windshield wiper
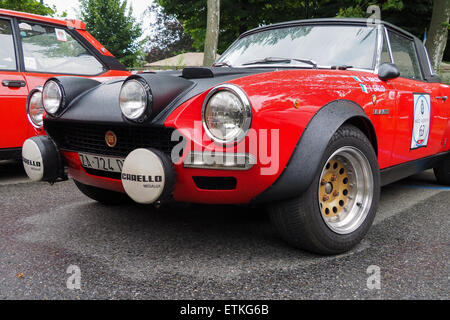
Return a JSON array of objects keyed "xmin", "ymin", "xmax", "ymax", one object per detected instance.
[
  {"xmin": 331, "ymin": 65, "xmax": 353, "ymax": 70},
  {"xmin": 241, "ymin": 57, "xmax": 318, "ymax": 68},
  {"xmin": 212, "ymin": 61, "xmax": 233, "ymax": 67}
]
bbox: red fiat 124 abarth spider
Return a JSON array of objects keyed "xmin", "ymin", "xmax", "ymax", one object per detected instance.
[
  {"xmin": 0, "ymin": 9, "xmax": 129, "ymax": 160},
  {"xmin": 22, "ymin": 19, "xmax": 450, "ymax": 254}
]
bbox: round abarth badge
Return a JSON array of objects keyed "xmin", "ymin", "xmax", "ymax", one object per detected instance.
[{"xmin": 105, "ymin": 131, "xmax": 117, "ymax": 148}]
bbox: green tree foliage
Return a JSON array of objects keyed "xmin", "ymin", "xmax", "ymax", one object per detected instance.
[
  {"xmin": 157, "ymin": 0, "xmax": 319, "ymax": 53},
  {"xmin": 79, "ymin": 0, "xmax": 143, "ymax": 68},
  {"xmin": 331, "ymin": 0, "xmax": 449, "ymax": 62},
  {"xmin": 0, "ymin": 0, "xmax": 55, "ymax": 16},
  {"xmin": 334, "ymin": 0, "xmax": 430, "ymax": 37},
  {"xmin": 157, "ymin": 0, "xmax": 445, "ymax": 56},
  {"xmin": 144, "ymin": 3, "xmax": 193, "ymax": 63}
]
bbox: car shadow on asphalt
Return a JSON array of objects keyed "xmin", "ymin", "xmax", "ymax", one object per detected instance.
[
  {"xmin": 10, "ymin": 167, "xmax": 445, "ymax": 264},
  {"xmin": 27, "ymin": 196, "xmax": 326, "ymax": 263}
]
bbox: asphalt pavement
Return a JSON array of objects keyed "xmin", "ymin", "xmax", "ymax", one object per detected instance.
[{"xmin": 0, "ymin": 160, "xmax": 448, "ymax": 299}]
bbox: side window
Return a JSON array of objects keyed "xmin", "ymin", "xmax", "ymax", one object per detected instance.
[
  {"xmin": 18, "ymin": 21, "xmax": 105, "ymax": 75},
  {"xmin": 388, "ymin": 30, "xmax": 423, "ymax": 80},
  {"xmin": 0, "ymin": 19, "xmax": 17, "ymax": 71}
]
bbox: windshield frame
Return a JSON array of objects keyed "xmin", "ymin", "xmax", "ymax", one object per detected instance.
[{"xmin": 216, "ymin": 22, "xmax": 385, "ymax": 74}]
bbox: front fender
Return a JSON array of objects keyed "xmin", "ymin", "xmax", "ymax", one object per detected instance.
[{"xmin": 253, "ymin": 100, "xmax": 376, "ymax": 203}]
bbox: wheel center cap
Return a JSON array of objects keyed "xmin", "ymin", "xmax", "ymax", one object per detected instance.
[{"xmin": 325, "ymin": 183, "xmax": 333, "ymax": 194}]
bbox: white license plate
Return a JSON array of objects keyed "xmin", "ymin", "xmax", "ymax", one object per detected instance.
[{"xmin": 79, "ymin": 153, "xmax": 125, "ymax": 173}]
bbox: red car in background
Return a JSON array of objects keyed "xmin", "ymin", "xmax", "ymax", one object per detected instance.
[{"xmin": 0, "ymin": 9, "xmax": 130, "ymax": 160}]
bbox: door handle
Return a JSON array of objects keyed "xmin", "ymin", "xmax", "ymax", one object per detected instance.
[
  {"xmin": 2, "ymin": 80, "xmax": 26, "ymax": 88},
  {"xmin": 436, "ymin": 96, "xmax": 448, "ymax": 101}
]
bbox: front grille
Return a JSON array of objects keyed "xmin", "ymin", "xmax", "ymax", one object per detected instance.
[{"xmin": 46, "ymin": 121, "xmax": 182, "ymax": 158}]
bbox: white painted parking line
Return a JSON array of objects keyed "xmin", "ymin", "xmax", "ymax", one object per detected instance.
[
  {"xmin": 397, "ymin": 185, "xmax": 450, "ymax": 191},
  {"xmin": 375, "ymin": 183, "xmax": 446, "ymax": 225},
  {"xmin": 0, "ymin": 177, "xmax": 30, "ymax": 186}
]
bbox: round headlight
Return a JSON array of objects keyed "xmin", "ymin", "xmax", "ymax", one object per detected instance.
[
  {"xmin": 119, "ymin": 79, "xmax": 149, "ymax": 120},
  {"xmin": 202, "ymin": 84, "xmax": 252, "ymax": 144},
  {"xmin": 42, "ymin": 80, "xmax": 63, "ymax": 115},
  {"xmin": 27, "ymin": 89, "xmax": 44, "ymax": 128}
]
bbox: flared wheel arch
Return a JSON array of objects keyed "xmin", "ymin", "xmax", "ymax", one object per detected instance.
[{"xmin": 252, "ymin": 99, "xmax": 378, "ymax": 204}]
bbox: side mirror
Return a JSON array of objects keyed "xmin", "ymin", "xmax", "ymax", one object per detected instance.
[{"xmin": 378, "ymin": 63, "xmax": 400, "ymax": 81}]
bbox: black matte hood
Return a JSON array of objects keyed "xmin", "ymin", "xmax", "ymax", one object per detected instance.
[{"xmin": 44, "ymin": 67, "xmax": 272, "ymax": 127}]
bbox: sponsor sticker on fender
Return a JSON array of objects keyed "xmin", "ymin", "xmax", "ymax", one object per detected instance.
[
  {"xmin": 411, "ymin": 93, "xmax": 431, "ymax": 150},
  {"xmin": 121, "ymin": 149, "xmax": 166, "ymax": 204}
]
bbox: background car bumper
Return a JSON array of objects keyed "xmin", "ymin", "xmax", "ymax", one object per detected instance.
[{"xmin": 0, "ymin": 148, "xmax": 22, "ymax": 161}]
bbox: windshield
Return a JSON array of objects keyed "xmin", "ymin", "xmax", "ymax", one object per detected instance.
[{"xmin": 217, "ymin": 25, "xmax": 378, "ymax": 70}]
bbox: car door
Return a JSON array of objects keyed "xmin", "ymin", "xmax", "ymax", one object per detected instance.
[
  {"xmin": 387, "ymin": 29, "xmax": 445, "ymax": 165},
  {"xmin": 0, "ymin": 17, "xmax": 29, "ymax": 150}
]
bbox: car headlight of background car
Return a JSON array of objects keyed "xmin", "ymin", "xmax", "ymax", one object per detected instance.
[
  {"xmin": 119, "ymin": 79, "xmax": 152, "ymax": 121},
  {"xmin": 202, "ymin": 84, "xmax": 252, "ymax": 144},
  {"xmin": 42, "ymin": 80, "xmax": 63, "ymax": 115},
  {"xmin": 26, "ymin": 87, "xmax": 44, "ymax": 128}
]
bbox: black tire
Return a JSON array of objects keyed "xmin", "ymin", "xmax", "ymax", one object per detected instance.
[
  {"xmin": 269, "ymin": 125, "xmax": 380, "ymax": 255},
  {"xmin": 434, "ymin": 155, "xmax": 450, "ymax": 185},
  {"xmin": 74, "ymin": 180, "xmax": 131, "ymax": 205}
]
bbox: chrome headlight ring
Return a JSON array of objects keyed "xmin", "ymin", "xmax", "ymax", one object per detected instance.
[
  {"xmin": 42, "ymin": 79, "xmax": 64, "ymax": 116},
  {"xmin": 119, "ymin": 78, "xmax": 152, "ymax": 122},
  {"xmin": 201, "ymin": 84, "xmax": 252, "ymax": 145},
  {"xmin": 26, "ymin": 86, "xmax": 45, "ymax": 129}
]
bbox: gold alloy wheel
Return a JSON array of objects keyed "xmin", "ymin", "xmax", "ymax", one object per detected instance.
[
  {"xmin": 318, "ymin": 146, "xmax": 374, "ymax": 235},
  {"xmin": 319, "ymin": 159, "xmax": 350, "ymax": 217}
]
